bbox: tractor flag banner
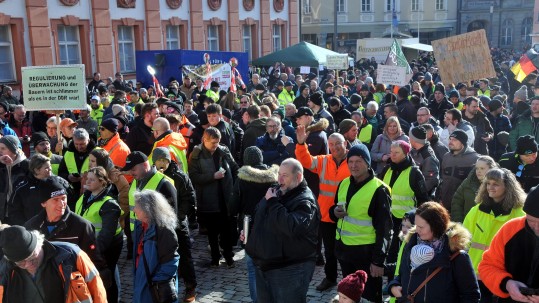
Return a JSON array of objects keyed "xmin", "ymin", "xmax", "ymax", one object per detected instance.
[
  {"xmin": 326, "ymin": 54, "xmax": 349, "ymax": 70},
  {"xmin": 22, "ymin": 64, "xmax": 86, "ymax": 111},
  {"xmin": 431, "ymin": 29, "xmax": 496, "ymax": 84}
]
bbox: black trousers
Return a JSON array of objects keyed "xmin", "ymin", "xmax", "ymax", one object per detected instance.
[
  {"xmin": 198, "ymin": 212, "xmax": 234, "ymax": 261},
  {"xmin": 339, "ymin": 258, "xmax": 382, "ymax": 303},
  {"xmin": 320, "ymin": 221, "xmax": 338, "ymax": 282},
  {"xmin": 103, "ymin": 235, "xmax": 123, "ymax": 303},
  {"xmin": 479, "ymin": 280, "xmax": 494, "ymax": 303},
  {"xmin": 177, "ymin": 219, "xmax": 197, "ymax": 291}
]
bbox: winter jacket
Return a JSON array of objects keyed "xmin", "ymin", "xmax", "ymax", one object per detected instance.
[
  {"xmin": 508, "ymin": 109, "xmax": 539, "ymax": 152},
  {"xmin": 410, "ymin": 143, "xmax": 440, "ymax": 197},
  {"xmin": 231, "ymin": 164, "xmax": 279, "ymax": 217},
  {"xmin": 314, "ymin": 108, "xmax": 336, "ymax": 135},
  {"xmin": 188, "ymin": 144, "xmax": 239, "ymax": 215},
  {"xmin": 293, "ymin": 95, "xmax": 309, "ymax": 109},
  {"xmin": 463, "ymin": 202, "xmax": 524, "ymax": 275},
  {"xmin": 255, "ymin": 131, "xmax": 295, "ymax": 166},
  {"xmin": 149, "ymin": 130, "xmax": 187, "ymax": 170},
  {"xmin": 450, "ymin": 168, "xmax": 481, "ymax": 223},
  {"xmin": 303, "ymin": 118, "xmax": 330, "ymax": 199},
  {"xmin": 133, "ymin": 222, "xmax": 179, "ymax": 303},
  {"xmin": 125, "ymin": 120, "xmax": 155, "ymax": 156},
  {"xmin": 499, "ymin": 151, "xmax": 539, "ymax": 192},
  {"xmin": 397, "ymin": 98, "xmax": 417, "ymax": 125},
  {"xmin": 243, "ymin": 117, "xmax": 268, "ymax": 151},
  {"xmin": 0, "ymin": 152, "xmax": 29, "ymax": 221},
  {"xmin": 441, "ymin": 147, "xmax": 479, "ymax": 211},
  {"xmin": 163, "ymin": 161, "xmax": 196, "ymax": 221},
  {"xmin": 98, "ymin": 132, "xmax": 131, "ymax": 168},
  {"xmin": 5, "ymin": 241, "xmax": 107, "ymax": 303},
  {"xmin": 8, "ymin": 174, "xmax": 73, "ymax": 225},
  {"xmin": 371, "ymin": 132, "xmax": 410, "ymax": 175},
  {"xmin": 8, "ymin": 116, "xmax": 32, "ymax": 157},
  {"xmin": 478, "ymin": 217, "xmax": 539, "ymax": 302},
  {"xmin": 246, "ymin": 180, "xmax": 320, "ymax": 271},
  {"xmin": 330, "ymin": 108, "xmax": 351, "ymax": 128},
  {"xmin": 440, "ymin": 121, "xmax": 475, "ymax": 148},
  {"xmin": 214, "ymin": 120, "xmax": 237, "ymax": 156},
  {"xmin": 462, "ymin": 111, "xmax": 494, "ymax": 155},
  {"xmin": 486, "ymin": 112, "xmax": 511, "ymax": 160},
  {"xmin": 388, "ymin": 223, "xmax": 480, "ymax": 303},
  {"xmin": 428, "ymin": 97, "xmax": 454, "ymax": 124},
  {"xmin": 430, "ymin": 136, "xmax": 450, "ymax": 167},
  {"xmin": 296, "ymin": 142, "xmax": 350, "ymax": 223}
]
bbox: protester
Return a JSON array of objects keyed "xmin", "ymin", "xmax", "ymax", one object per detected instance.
[
  {"xmin": 371, "ymin": 116, "xmax": 409, "ymax": 175},
  {"xmin": 0, "ymin": 135, "xmax": 29, "ymax": 220},
  {"xmin": 499, "ymin": 135, "xmax": 539, "ymax": 192}
]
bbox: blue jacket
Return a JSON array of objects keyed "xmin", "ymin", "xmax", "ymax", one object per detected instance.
[
  {"xmin": 133, "ymin": 221, "xmax": 179, "ymax": 303},
  {"xmin": 255, "ymin": 131, "xmax": 295, "ymax": 166}
]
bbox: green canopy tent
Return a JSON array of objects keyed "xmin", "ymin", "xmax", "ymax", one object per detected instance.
[{"xmin": 251, "ymin": 41, "xmax": 346, "ymax": 67}]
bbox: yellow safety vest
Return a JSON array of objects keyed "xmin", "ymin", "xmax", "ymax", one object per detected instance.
[
  {"xmin": 128, "ymin": 172, "xmax": 174, "ymax": 231},
  {"xmin": 75, "ymin": 195, "xmax": 122, "ymax": 236},
  {"xmin": 63, "ymin": 151, "xmax": 89, "ymax": 175},
  {"xmin": 358, "ymin": 124, "xmax": 373, "ymax": 144},
  {"xmin": 336, "ymin": 177, "xmax": 389, "ymax": 245},
  {"xmin": 463, "ymin": 204, "xmax": 524, "ymax": 274},
  {"xmin": 383, "ymin": 166, "xmax": 415, "ymax": 219}
]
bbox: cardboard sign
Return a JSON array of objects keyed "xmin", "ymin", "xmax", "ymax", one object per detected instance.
[
  {"xmin": 22, "ymin": 65, "xmax": 86, "ymax": 111},
  {"xmin": 326, "ymin": 54, "xmax": 349, "ymax": 70},
  {"xmin": 376, "ymin": 65, "xmax": 408, "ymax": 86},
  {"xmin": 431, "ymin": 29, "xmax": 495, "ymax": 84},
  {"xmin": 300, "ymin": 66, "xmax": 311, "ymax": 74}
]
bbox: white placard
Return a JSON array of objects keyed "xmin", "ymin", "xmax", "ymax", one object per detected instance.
[
  {"xmin": 326, "ymin": 54, "xmax": 349, "ymax": 70},
  {"xmin": 356, "ymin": 38, "xmax": 393, "ymax": 63},
  {"xmin": 376, "ymin": 65, "xmax": 408, "ymax": 86},
  {"xmin": 22, "ymin": 65, "xmax": 87, "ymax": 111},
  {"xmin": 300, "ymin": 66, "xmax": 311, "ymax": 74}
]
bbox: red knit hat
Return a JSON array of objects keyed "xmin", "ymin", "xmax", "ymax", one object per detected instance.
[
  {"xmin": 337, "ymin": 270, "xmax": 368, "ymax": 302},
  {"xmin": 394, "ymin": 140, "xmax": 411, "ymax": 154}
]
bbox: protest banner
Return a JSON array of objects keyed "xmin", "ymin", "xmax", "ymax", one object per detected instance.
[
  {"xmin": 326, "ymin": 54, "xmax": 348, "ymax": 70},
  {"xmin": 356, "ymin": 38, "xmax": 393, "ymax": 63},
  {"xmin": 22, "ymin": 65, "xmax": 86, "ymax": 111},
  {"xmin": 431, "ymin": 29, "xmax": 495, "ymax": 84},
  {"xmin": 377, "ymin": 65, "xmax": 408, "ymax": 86},
  {"xmin": 300, "ymin": 66, "xmax": 311, "ymax": 74},
  {"xmin": 182, "ymin": 63, "xmax": 232, "ymax": 91}
]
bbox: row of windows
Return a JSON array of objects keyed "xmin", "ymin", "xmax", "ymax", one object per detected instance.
[
  {"xmin": 0, "ymin": 22, "xmax": 285, "ymax": 82},
  {"xmin": 500, "ymin": 17, "xmax": 533, "ymax": 46},
  {"xmin": 303, "ymin": 0, "xmax": 446, "ymax": 14}
]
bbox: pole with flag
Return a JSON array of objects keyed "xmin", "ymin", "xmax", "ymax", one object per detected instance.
[{"xmin": 385, "ymin": 38, "xmax": 413, "ymax": 91}]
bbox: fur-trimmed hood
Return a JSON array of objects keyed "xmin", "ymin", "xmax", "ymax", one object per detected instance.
[
  {"xmin": 306, "ymin": 118, "xmax": 329, "ymax": 133},
  {"xmin": 237, "ymin": 164, "xmax": 279, "ymax": 183},
  {"xmin": 405, "ymin": 222, "xmax": 471, "ymax": 252}
]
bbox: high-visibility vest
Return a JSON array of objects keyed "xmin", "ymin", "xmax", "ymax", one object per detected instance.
[
  {"xmin": 463, "ymin": 204, "xmax": 524, "ymax": 274},
  {"xmin": 383, "ymin": 166, "xmax": 415, "ymax": 219},
  {"xmin": 358, "ymin": 124, "xmax": 373, "ymax": 144},
  {"xmin": 50, "ymin": 155, "xmax": 62, "ymax": 176},
  {"xmin": 278, "ymin": 90, "xmax": 294, "ymax": 105},
  {"xmin": 206, "ymin": 90, "xmax": 219, "ymax": 102},
  {"xmin": 336, "ymin": 177, "xmax": 389, "ymax": 245},
  {"xmin": 128, "ymin": 172, "xmax": 174, "ymax": 231},
  {"xmin": 75, "ymin": 195, "xmax": 122, "ymax": 236},
  {"xmin": 63, "ymin": 151, "xmax": 89, "ymax": 175}
]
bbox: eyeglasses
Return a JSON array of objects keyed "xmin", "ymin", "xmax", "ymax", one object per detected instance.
[
  {"xmin": 516, "ymin": 164, "xmax": 524, "ymax": 178},
  {"xmin": 266, "ymin": 124, "xmax": 278, "ymax": 129}
]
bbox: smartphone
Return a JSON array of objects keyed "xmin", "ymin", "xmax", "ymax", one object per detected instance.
[
  {"xmin": 272, "ymin": 184, "xmax": 282, "ymax": 198},
  {"xmin": 520, "ymin": 287, "xmax": 539, "ymax": 296}
]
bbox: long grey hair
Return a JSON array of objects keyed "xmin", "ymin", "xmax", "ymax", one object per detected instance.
[{"xmin": 134, "ymin": 190, "xmax": 178, "ymax": 229}]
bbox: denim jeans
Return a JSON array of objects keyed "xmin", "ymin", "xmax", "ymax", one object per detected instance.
[
  {"xmin": 255, "ymin": 261, "xmax": 315, "ymax": 303},
  {"xmin": 245, "ymin": 254, "xmax": 257, "ymax": 303}
]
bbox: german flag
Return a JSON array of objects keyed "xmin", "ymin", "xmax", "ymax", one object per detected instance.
[{"xmin": 511, "ymin": 49, "xmax": 539, "ymax": 82}]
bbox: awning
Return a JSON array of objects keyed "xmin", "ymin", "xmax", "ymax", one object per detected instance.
[{"xmin": 402, "ymin": 43, "xmax": 433, "ymax": 52}]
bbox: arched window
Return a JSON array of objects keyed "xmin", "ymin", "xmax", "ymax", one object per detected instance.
[
  {"xmin": 501, "ymin": 19, "xmax": 513, "ymax": 46},
  {"xmin": 522, "ymin": 17, "xmax": 533, "ymax": 44}
]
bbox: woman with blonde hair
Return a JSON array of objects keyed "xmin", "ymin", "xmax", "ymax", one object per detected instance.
[
  {"xmin": 463, "ymin": 168, "xmax": 525, "ymax": 303},
  {"xmin": 370, "ymin": 116, "xmax": 409, "ymax": 174}
]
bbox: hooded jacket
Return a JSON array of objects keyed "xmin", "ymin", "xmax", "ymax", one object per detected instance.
[
  {"xmin": 231, "ymin": 164, "xmax": 279, "ymax": 217},
  {"xmin": 441, "ymin": 147, "xmax": 479, "ymax": 212},
  {"xmin": 243, "ymin": 117, "xmax": 268, "ymax": 151},
  {"xmin": 450, "ymin": 168, "xmax": 481, "ymax": 223},
  {"xmin": 388, "ymin": 223, "xmax": 480, "ymax": 303}
]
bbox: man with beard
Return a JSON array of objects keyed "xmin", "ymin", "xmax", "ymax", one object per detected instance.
[
  {"xmin": 427, "ymin": 84, "xmax": 454, "ymax": 123},
  {"xmin": 255, "ymin": 116, "xmax": 295, "ymax": 165},
  {"xmin": 126, "ymin": 103, "xmax": 159, "ymax": 156},
  {"xmin": 462, "ymin": 96, "xmax": 494, "ymax": 155}
]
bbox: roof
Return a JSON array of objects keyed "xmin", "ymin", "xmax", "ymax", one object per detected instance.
[{"xmin": 251, "ymin": 41, "xmax": 347, "ymax": 67}]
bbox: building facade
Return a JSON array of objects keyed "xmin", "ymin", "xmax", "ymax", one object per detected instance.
[
  {"xmin": 300, "ymin": 0, "xmax": 457, "ymax": 56},
  {"xmin": 0, "ymin": 0, "xmax": 299, "ymax": 88},
  {"xmin": 459, "ymin": 0, "xmax": 534, "ymax": 49}
]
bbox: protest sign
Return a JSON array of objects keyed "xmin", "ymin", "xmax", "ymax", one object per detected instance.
[
  {"xmin": 300, "ymin": 66, "xmax": 311, "ymax": 74},
  {"xmin": 22, "ymin": 65, "xmax": 86, "ymax": 111},
  {"xmin": 431, "ymin": 29, "xmax": 495, "ymax": 84},
  {"xmin": 326, "ymin": 55, "xmax": 349, "ymax": 70},
  {"xmin": 356, "ymin": 38, "xmax": 393, "ymax": 63},
  {"xmin": 376, "ymin": 65, "xmax": 408, "ymax": 86},
  {"xmin": 182, "ymin": 63, "xmax": 232, "ymax": 91}
]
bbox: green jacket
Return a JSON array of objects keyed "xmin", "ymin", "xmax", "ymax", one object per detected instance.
[
  {"xmin": 451, "ymin": 168, "xmax": 481, "ymax": 223},
  {"xmin": 509, "ymin": 109, "xmax": 539, "ymax": 151}
]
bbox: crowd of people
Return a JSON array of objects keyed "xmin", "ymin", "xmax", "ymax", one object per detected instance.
[{"xmin": 0, "ymin": 49, "xmax": 539, "ymax": 303}]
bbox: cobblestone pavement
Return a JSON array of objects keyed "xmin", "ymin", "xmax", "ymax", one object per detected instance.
[{"xmin": 118, "ymin": 228, "xmax": 341, "ymax": 303}]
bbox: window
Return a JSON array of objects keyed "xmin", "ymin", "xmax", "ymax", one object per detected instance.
[
  {"xmin": 522, "ymin": 17, "xmax": 533, "ymax": 44},
  {"xmin": 337, "ymin": 0, "xmax": 346, "ymax": 13},
  {"xmin": 166, "ymin": 25, "xmax": 180, "ymax": 50},
  {"xmin": 386, "ymin": 0, "xmax": 393, "ymax": 12},
  {"xmin": 435, "ymin": 0, "xmax": 444, "ymax": 10},
  {"xmin": 501, "ymin": 19, "xmax": 513, "ymax": 46},
  {"xmin": 117, "ymin": 26, "xmax": 135, "ymax": 73},
  {"xmin": 242, "ymin": 25, "xmax": 252, "ymax": 61},
  {"xmin": 411, "ymin": 0, "xmax": 419, "ymax": 11},
  {"xmin": 207, "ymin": 25, "xmax": 219, "ymax": 51},
  {"xmin": 302, "ymin": 33, "xmax": 318, "ymax": 45},
  {"xmin": 0, "ymin": 26, "xmax": 15, "ymax": 82},
  {"xmin": 272, "ymin": 24, "xmax": 281, "ymax": 52},
  {"xmin": 303, "ymin": 0, "xmax": 311, "ymax": 14},
  {"xmin": 361, "ymin": 0, "xmax": 372, "ymax": 12},
  {"xmin": 57, "ymin": 25, "xmax": 80, "ymax": 65}
]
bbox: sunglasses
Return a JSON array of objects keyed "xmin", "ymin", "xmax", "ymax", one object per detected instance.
[{"xmin": 516, "ymin": 164, "xmax": 524, "ymax": 178}]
